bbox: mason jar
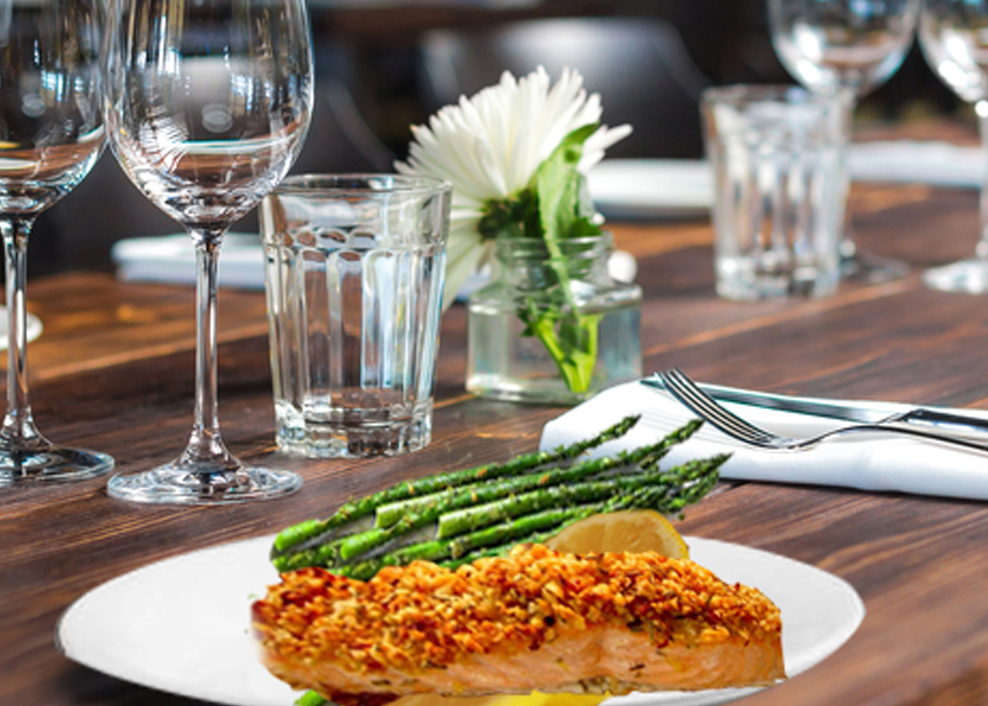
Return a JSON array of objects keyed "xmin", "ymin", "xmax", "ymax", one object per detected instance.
[{"xmin": 466, "ymin": 233, "xmax": 642, "ymax": 405}]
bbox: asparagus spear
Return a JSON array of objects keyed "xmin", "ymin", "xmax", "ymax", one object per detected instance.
[
  {"xmin": 442, "ymin": 478, "xmax": 708, "ymax": 570},
  {"xmin": 271, "ymin": 414, "xmax": 640, "ymax": 560},
  {"xmin": 336, "ymin": 421, "xmax": 703, "ymax": 563},
  {"xmin": 436, "ymin": 455, "xmax": 722, "ymax": 540},
  {"xmin": 373, "ymin": 418, "xmax": 701, "ymax": 529},
  {"xmin": 295, "ymin": 691, "xmax": 329, "ymax": 706},
  {"xmin": 333, "ymin": 454, "xmax": 728, "ymax": 580}
]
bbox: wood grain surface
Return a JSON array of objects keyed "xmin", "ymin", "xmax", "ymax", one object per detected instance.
[{"xmin": 3, "ymin": 177, "xmax": 988, "ymax": 706}]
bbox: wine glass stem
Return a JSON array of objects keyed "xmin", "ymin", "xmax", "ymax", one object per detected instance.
[
  {"xmin": 182, "ymin": 229, "xmax": 238, "ymax": 473},
  {"xmin": 0, "ymin": 218, "xmax": 47, "ymax": 452},
  {"xmin": 976, "ymin": 103, "xmax": 988, "ymax": 262}
]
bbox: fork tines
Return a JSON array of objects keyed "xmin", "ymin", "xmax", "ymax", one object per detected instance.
[{"xmin": 659, "ymin": 368, "xmax": 775, "ymax": 445}]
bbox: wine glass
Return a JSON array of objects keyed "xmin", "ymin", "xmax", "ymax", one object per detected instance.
[
  {"xmin": 0, "ymin": 0, "xmax": 113, "ymax": 484},
  {"xmin": 919, "ymin": 0, "xmax": 988, "ymax": 293},
  {"xmin": 103, "ymin": 0, "xmax": 313, "ymax": 503},
  {"xmin": 769, "ymin": 0, "xmax": 920, "ymax": 282}
]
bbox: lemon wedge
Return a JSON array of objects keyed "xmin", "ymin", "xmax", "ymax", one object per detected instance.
[{"xmin": 545, "ymin": 509, "xmax": 689, "ymax": 558}]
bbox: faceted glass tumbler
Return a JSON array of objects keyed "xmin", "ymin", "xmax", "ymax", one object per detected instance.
[
  {"xmin": 260, "ymin": 175, "xmax": 451, "ymax": 458},
  {"xmin": 702, "ymin": 85, "xmax": 846, "ymax": 301}
]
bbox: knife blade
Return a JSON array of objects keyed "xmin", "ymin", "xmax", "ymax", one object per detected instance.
[{"xmin": 640, "ymin": 376, "xmax": 988, "ymax": 437}]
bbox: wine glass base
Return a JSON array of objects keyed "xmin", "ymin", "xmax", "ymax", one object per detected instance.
[
  {"xmin": 0, "ymin": 447, "xmax": 114, "ymax": 485},
  {"xmin": 106, "ymin": 463, "xmax": 302, "ymax": 505},
  {"xmin": 923, "ymin": 259, "xmax": 988, "ymax": 294},
  {"xmin": 841, "ymin": 251, "xmax": 909, "ymax": 284}
]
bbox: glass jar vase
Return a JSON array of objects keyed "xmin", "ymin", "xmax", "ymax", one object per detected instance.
[{"xmin": 466, "ymin": 233, "xmax": 642, "ymax": 405}]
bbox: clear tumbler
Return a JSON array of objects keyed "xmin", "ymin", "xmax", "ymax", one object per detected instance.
[
  {"xmin": 702, "ymin": 85, "xmax": 846, "ymax": 301},
  {"xmin": 260, "ymin": 175, "xmax": 451, "ymax": 458}
]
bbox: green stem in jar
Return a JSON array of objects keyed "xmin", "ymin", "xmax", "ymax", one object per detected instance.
[{"xmin": 523, "ymin": 123, "xmax": 606, "ymax": 393}]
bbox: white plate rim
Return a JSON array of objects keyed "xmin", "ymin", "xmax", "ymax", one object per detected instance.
[{"xmin": 56, "ymin": 534, "xmax": 865, "ymax": 706}]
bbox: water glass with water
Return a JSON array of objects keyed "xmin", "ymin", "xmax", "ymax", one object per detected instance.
[
  {"xmin": 702, "ymin": 85, "xmax": 846, "ymax": 301},
  {"xmin": 260, "ymin": 175, "xmax": 451, "ymax": 458}
]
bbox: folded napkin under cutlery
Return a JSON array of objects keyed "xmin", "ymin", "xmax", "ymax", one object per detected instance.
[{"xmin": 540, "ymin": 380, "xmax": 988, "ymax": 501}]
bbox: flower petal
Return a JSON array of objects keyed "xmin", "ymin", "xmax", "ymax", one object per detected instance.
[{"xmin": 394, "ymin": 65, "xmax": 630, "ymax": 313}]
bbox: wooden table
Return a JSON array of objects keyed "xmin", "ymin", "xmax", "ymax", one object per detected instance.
[{"xmin": 4, "ymin": 177, "xmax": 988, "ymax": 706}]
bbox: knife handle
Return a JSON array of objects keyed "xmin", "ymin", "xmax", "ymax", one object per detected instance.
[{"xmin": 895, "ymin": 408, "xmax": 988, "ymax": 436}]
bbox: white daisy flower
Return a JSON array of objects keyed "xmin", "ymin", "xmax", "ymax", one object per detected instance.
[{"xmin": 396, "ymin": 66, "xmax": 631, "ymax": 310}]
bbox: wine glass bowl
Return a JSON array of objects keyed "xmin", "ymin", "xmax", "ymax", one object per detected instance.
[
  {"xmin": 0, "ymin": 0, "xmax": 113, "ymax": 484},
  {"xmin": 103, "ymin": 0, "xmax": 312, "ymax": 503},
  {"xmin": 919, "ymin": 0, "xmax": 988, "ymax": 293},
  {"xmin": 771, "ymin": 1, "xmax": 920, "ymax": 98}
]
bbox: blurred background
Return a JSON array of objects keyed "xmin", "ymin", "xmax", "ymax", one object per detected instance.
[{"xmin": 37, "ymin": 0, "xmax": 966, "ymax": 276}]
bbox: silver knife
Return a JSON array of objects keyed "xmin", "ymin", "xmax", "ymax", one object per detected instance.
[{"xmin": 640, "ymin": 375, "xmax": 988, "ymax": 437}]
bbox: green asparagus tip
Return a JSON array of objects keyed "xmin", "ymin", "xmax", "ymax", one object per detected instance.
[
  {"xmin": 295, "ymin": 690, "xmax": 330, "ymax": 706},
  {"xmin": 272, "ymin": 518, "xmax": 324, "ymax": 554}
]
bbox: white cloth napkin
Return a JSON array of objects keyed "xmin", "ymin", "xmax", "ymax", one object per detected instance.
[
  {"xmin": 848, "ymin": 140, "xmax": 984, "ymax": 188},
  {"xmin": 587, "ymin": 143, "xmax": 983, "ymax": 220},
  {"xmin": 113, "ymin": 234, "xmax": 639, "ymax": 297},
  {"xmin": 540, "ymin": 380, "xmax": 988, "ymax": 501}
]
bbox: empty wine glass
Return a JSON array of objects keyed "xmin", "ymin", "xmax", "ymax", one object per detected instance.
[
  {"xmin": 0, "ymin": 0, "xmax": 113, "ymax": 484},
  {"xmin": 103, "ymin": 0, "xmax": 313, "ymax": 503},
  {"xmin": 919, "ymin": 0, "xmax": 988, "ymax": 293},
  {"xmin": 769, "ymin": 0, "xmax": 920, "ymax": 282}
]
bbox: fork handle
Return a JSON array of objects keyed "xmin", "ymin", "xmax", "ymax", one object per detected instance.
[{"xmin": 810, "ymin": 423, "xmax": 988, "ymax": 455}]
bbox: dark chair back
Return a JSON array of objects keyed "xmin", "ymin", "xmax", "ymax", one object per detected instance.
[{"xmin": 419, "ymin": 17, "xmax": 712, "ymax": 160}]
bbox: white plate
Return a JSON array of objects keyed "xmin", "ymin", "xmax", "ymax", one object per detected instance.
[
  {"xmin": 57, "ymin": 535, "xmax": 865, "ymax": 706},
  {"xmin": 0, "ymin": 306, "xmax": 43, "ymax": 350}
]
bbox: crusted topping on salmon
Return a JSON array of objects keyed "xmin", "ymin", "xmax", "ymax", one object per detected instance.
[{"xmin": 253, "ymin": 544, "xmax": 785, "ymax": 703}]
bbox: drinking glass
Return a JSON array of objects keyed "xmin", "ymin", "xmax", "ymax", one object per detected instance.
[
  {"xmin": 0, "ymin": 0, "xmax": 113, "ymax": 484},
  {"xmin": 103, "ymin": 0, "xmax": 313, "ymax": 503},
  {"xmin": 919, "ymin": 0, "xmax": 988, "ymax": 293},
  {"xmin": 769, "ymin": 0, "xmax": 920, "ymax": 282},
  {"xmin": 262, "ymin": 175, "xmax": 452, "ymax": 458},
  {"xmin": 702, "ymin": 86, "xmax": 845, "ymax": 301}
]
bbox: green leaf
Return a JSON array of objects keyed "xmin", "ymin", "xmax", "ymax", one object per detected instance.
[
  {"xmin": 534, "ymin": 123, "xmax": 603, "ymax": 243},
  {"xmin": 477, "ymin": 188, "xmax": 540, "ymax": 242},
  {"xmin": 514, "ymin": 123, "xmax": 605, "ymax": 393}
]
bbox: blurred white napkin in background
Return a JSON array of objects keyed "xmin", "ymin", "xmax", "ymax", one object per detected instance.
[
  {"xmin": 540, "ymin": 380, "xmax": 988, "ymax": 501},
  {"xmin": 114, "ymin": 233, "xmax": 639, "ymax": 297},
  {"xmin": 587, "ymin": 142, "xmax": 984, "ymax": 220},
  {"xmin": 587, "ymin": 159, "xmax": 713, "ymax": 220},
  {"xmin": 848, "ymin": 140, "xmax": 984, "ymax": 188},
  {"xmin": 112, "ymin": 233, "xmax": 264, "ymax": 289}
]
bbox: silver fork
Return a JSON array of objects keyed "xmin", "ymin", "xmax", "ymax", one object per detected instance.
[{"xmin": 659, "ymin": 368, "xmax": 988, "ymax": 455}]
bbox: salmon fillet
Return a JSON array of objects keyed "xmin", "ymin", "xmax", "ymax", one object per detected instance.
[{"xmin": 252, "ymin": 544, "xmax": 785, "ymax": 705}]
